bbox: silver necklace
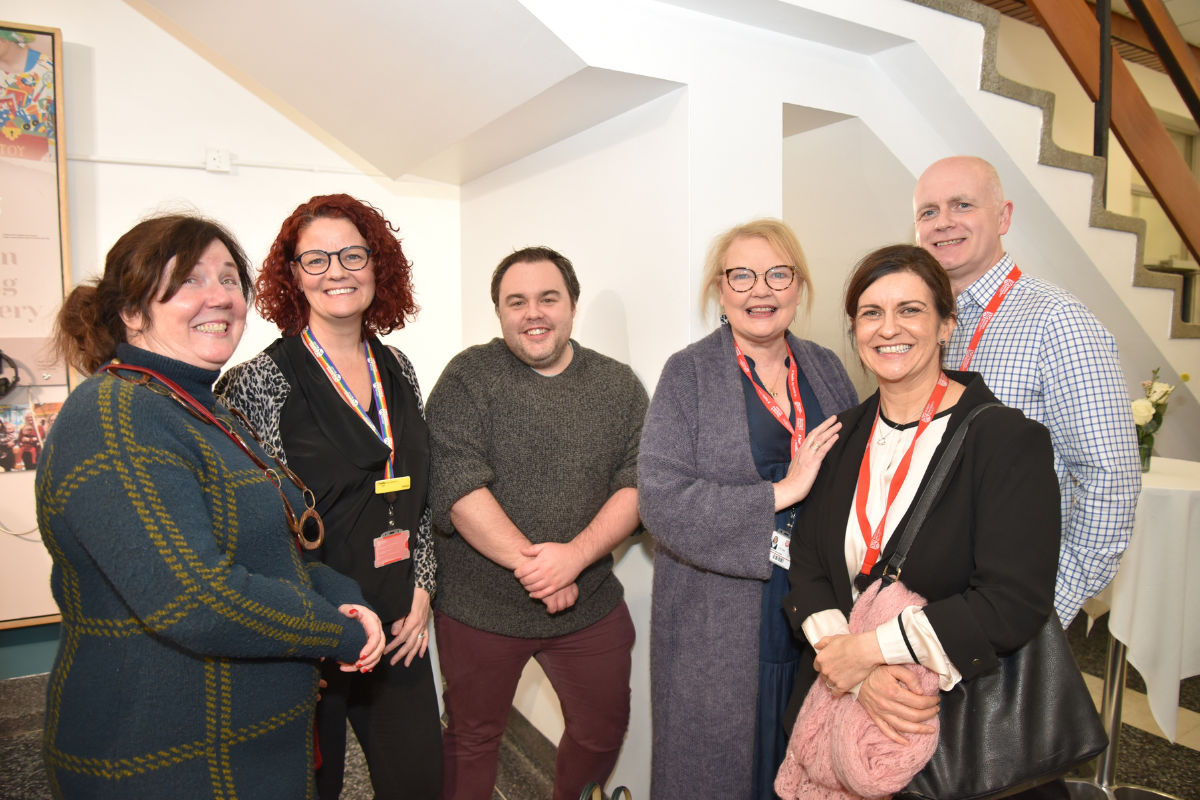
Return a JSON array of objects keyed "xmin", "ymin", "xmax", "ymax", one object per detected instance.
[{"xmin": 876, "ymin": 406, "xmax": 922, "ymax": 446}]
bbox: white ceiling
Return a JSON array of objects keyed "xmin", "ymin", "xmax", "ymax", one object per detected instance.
[
  {"xmin": 409, "ymin": 68, "xmax": 682, "ymax": 185},
  {"xmin": 131, "ymin": 0, "xmax": 907, "ymax": 183},
  {"xmin": 657, "ymin": 0, "xmax": 906, "ymax": 55},
  {"xmin": 133, "ymin": 0, "xmax": 682, "ymax": 183}
]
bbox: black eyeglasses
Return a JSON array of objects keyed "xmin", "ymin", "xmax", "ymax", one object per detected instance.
[
  {"xmin": 724, "ymin": 265, "xmax": 795, "ymax": 292},
  {"xmin": 295, "ymin": 246, "xmax": 373, "ymax": 275}
]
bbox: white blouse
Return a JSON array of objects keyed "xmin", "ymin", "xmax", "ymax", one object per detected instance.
[{"xmin": 800, "ymin": 410, "xmax": 963, "ymax": 697}]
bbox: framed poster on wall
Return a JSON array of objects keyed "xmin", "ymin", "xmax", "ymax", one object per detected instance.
[{"xmin": 0, "ymin": 21, "xmax": 71, "ymax": 627}]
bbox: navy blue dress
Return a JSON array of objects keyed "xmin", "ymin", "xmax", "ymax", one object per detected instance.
[{"xmin": 741, "ymin": 355, "xmax": 824, "ymax": 800}]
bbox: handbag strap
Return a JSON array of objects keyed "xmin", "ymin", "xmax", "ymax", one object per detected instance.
[{"xmin": 880, "ymin": 401, "xmax": 1003, "ymax": 584}]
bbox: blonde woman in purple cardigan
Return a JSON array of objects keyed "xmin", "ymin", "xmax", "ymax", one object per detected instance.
[{"xmin": 638, "ymin": 219, "xmax": 859, "ymax": 800}]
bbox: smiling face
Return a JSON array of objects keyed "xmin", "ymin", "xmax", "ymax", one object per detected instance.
[
  {"xmin": 294, "ymin": 216, "xmax": 375, "ymax": 332},
  {"xmin": 121, "ymin": 238, "xmax": 247, "ymax": 371},
  {"xmin": 718, "ymin": 235, "xmax": 803, "ymax": 347},
  {"xmin": 496, "ymin": 259, "xmax": 576, "ymax": 374},
  {"xmin": 913, "ymin": 157, "xmax": 1013, "ymax": 294},
  {"xmin": 854, "ymin": 270, "xmax": 956, "ymax": 392}
]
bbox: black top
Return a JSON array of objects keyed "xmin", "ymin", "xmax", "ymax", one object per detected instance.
[
  {"xmin": 783, "ymin": 371, "xmax": 1060, "ymax": 726},
  {"xmin": 272, "ymin": 334, "xmax": 430, "ymax": 623}
]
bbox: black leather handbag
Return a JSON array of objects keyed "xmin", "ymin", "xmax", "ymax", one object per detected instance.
[{"xmin": 882, "ymin": 404, "xmax": 1108, "ymax": 800}]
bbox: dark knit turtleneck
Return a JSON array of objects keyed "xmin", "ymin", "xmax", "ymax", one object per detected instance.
[{"xmin": 113, "ymin": 343, "xmax": 220, "ymax": 407}]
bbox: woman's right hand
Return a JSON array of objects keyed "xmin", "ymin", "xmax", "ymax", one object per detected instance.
[
  {"xmin": 774, "ymin": 415, "xmax": 842, "ymax": 511},
  {"xmin": 856, "ymin": 664, "xmax": 940, "ymax": 745},
  {"xmin": 337, "ymin": 604, "xmax": 385, "ymax": 673}
]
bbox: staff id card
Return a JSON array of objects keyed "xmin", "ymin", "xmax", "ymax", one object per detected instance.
[
  {"xmin": 769, "ymin": 530, "xmax": 791, "ymax": 570},
  {"xmin": 375, "ymin": 476, "xmax": 410, "ymax": 494},
  {"xmin": 374, "ymin": 529, "xmax": 410, "ymax": 568}
]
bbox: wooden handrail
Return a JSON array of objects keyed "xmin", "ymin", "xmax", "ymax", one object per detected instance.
[
  {"xmin": 1026, "ymin": 0, "xmax": 1200, "ymax": 264},
  {"xmin": 1099, "ymin": 2, "xmax": 1200, "ymax": 71},
  {"xmin": 988, "ymin": 1, "xmax": 1200, "ymax": 74},
  {"xmin": 1125, "ymin": 0, "xmax": 1200, "ymax": 128}
]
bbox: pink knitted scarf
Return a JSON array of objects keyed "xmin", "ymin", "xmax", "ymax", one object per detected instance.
[{"xmin": 775, "ymin": 581, "xmax": 941, "ymax": 800}]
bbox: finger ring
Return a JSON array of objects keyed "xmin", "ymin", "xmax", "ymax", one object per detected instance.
[
  {"xmin": 826, "ymin": 680, "xmax": 835, "ymax": 689},
  {"xmin": 417, "ymin": 631, "xmax": 426, "ymax": 639},
  {"xmin": 811, "ymin": 440, "xmax": 820, "ymax": 451}
]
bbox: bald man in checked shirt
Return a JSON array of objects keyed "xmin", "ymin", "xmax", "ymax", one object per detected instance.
[{"xmin": 913, "ymin": 155, "xmax": 1141, "ymax": 627}]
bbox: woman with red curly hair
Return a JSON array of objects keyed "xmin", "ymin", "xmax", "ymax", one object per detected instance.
[{"xmin": 217, "ymin": 194, "xmax": 441, "ymax": 800}]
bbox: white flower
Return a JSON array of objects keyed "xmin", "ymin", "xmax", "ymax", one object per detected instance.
[
  {"xmin": 1148, "ymin": 382, "xmax": 1174, "ymax": 404},
  {"xmin": 1132, "ymin": 398, "xmax": 1155, "ymax": 426}
]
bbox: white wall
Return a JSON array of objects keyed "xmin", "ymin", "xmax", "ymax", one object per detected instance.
[
  {"xmin": 783, "ymin": 115, "xmax": 921, "ymax": 400},
  {"xmin": 0, "ymin": 0, "xmax": 461, "ymax": 620},
  {"xmin": 459, "ymin": 87, "xmax": 689, "ymax": 796},
  {"xmin": 520, "ymin": 0, "xmax": 952, "ymax": 343}
]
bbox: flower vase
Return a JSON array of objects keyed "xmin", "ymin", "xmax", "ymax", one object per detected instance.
[{"xmin": 1139, "ymin": 437, "xmax": 1154, "ymax": 473}]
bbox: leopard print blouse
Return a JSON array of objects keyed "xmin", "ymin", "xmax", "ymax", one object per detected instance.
[{"xmin": 215, "ymin": 346, "xmax": 436, "ymax": 598}]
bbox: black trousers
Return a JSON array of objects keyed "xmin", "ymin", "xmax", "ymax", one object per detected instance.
[{"xmin": 316, "ymin": 649, "xmax": 443, "ymax": 800}]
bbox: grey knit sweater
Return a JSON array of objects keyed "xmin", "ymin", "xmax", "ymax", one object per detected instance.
[{"xmin": 427, "ymin": 338, "xmax": 648, "ymax": 638}]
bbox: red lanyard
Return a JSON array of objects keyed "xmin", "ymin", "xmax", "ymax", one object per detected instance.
[
  {"xmin": 959, "ymin": 264, "xmax": 1021, "ymax": 370},
  {"xmin": 734, "ymin": 340, "xmax": 806, "ymax": 456},
  {"xmin": 854, "ymin": 372, "xmax": 949, "ymax": 580},
  {"xmin": 98, "ymin": 361, "xmax": 324, "ymax": 551}
]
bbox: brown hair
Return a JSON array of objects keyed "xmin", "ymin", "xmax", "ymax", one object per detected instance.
[
  {"xmin": 53, "ymin": 215, "xmax": 252, "ymax": 375},
  {"xmin": 844, "ymin": 244, "xmax": 955, "ymax": 329},
  {"xmin": 254, "ymin": 194, "xmax": 419, "ymax": 337},
  {"xmin": 490, "ymin": 246, "xmax": 581, "ymax": 308},
  {"xmin": 699, "ymin": 219, "xmax": 812, "ymax": 324}
]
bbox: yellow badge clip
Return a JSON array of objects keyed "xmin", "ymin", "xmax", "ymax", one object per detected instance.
[{"xmin": 375, "ymin": 476, "xmax": 411, "ymax": 494}]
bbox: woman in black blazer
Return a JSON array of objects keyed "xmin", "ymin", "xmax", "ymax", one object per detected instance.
[{"xmin": 782, "ymin": 244, "xmax": 1060, "ymax": 795}]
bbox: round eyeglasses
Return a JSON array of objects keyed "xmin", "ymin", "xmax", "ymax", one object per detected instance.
[
  {"xmin": 724, "ymin": 265, "xmax": 795, "ymax": 292},
  {"xmin": 295, "ymin": 246, "xmax": 373, "ymax": 275}
]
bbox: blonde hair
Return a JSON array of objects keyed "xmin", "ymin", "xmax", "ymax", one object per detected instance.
[{"xmin": 699, "ymin": 218, "xmax": 812, "ymax": 325}]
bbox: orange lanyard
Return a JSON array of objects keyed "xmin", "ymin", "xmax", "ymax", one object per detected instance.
[
  {"xmin": 959, "ymin": 264, "xmax": 1021, "ymax": 370},
  {"xmin": 854, "ymin": 372, "xmax": 949, "ymax": 581},
  {"xmin": 734, "ymin": 341, "xmax": 806, "ymax": 456}
]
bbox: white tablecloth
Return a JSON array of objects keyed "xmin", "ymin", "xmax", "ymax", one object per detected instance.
[{"xmin": 1086, "ymin": 457, "xmax": 1200, "ymax": 742}]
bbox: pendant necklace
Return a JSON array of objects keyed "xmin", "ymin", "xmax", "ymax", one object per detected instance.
[
  {"xmin": 767, "ymin": 359, "xmax": 787, "ymax": 399},
  {"xmin": 876, "ymin": 404, "xmax": 922, "ymax": 446}
]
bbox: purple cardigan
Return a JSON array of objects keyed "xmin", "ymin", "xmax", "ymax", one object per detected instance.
[{"xmin": 639, "ymin": 325, "xmax": 859, "ymax": 800}]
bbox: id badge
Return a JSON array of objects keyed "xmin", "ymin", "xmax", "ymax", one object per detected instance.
[
  {"xmin": 769, "ymin": 530, "xmax": 791, "ymax": 570},
  {"xmin": 374, "ymin": 529, "xmax": 410, "ymax": 568}
]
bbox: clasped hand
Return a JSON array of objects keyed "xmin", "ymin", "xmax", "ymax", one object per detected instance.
[
  {"xmin": 513, "ymin": 541, "xmax": 584, "ymax": 614},
  {"xmin": 814, "ymin": 632, "xmax": 939, "ymax": 746},
  {"xmin": 336, "ymin": 604, "xmax": 385, "ymax": 673}
]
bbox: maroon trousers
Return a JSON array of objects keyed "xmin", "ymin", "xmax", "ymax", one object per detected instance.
[{"xmin": 435, "ymin": 602, "xmax": 635, "ymax": 800}]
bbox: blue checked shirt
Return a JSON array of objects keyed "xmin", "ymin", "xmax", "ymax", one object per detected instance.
[{"xmin": 943, "ymin": 254, "xmax": 1141, "ymax": 626}]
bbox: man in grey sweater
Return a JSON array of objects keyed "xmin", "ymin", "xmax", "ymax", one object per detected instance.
[{"xmin": 426, "ymin": 246, "xmax": 647, "ymax": 800}]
